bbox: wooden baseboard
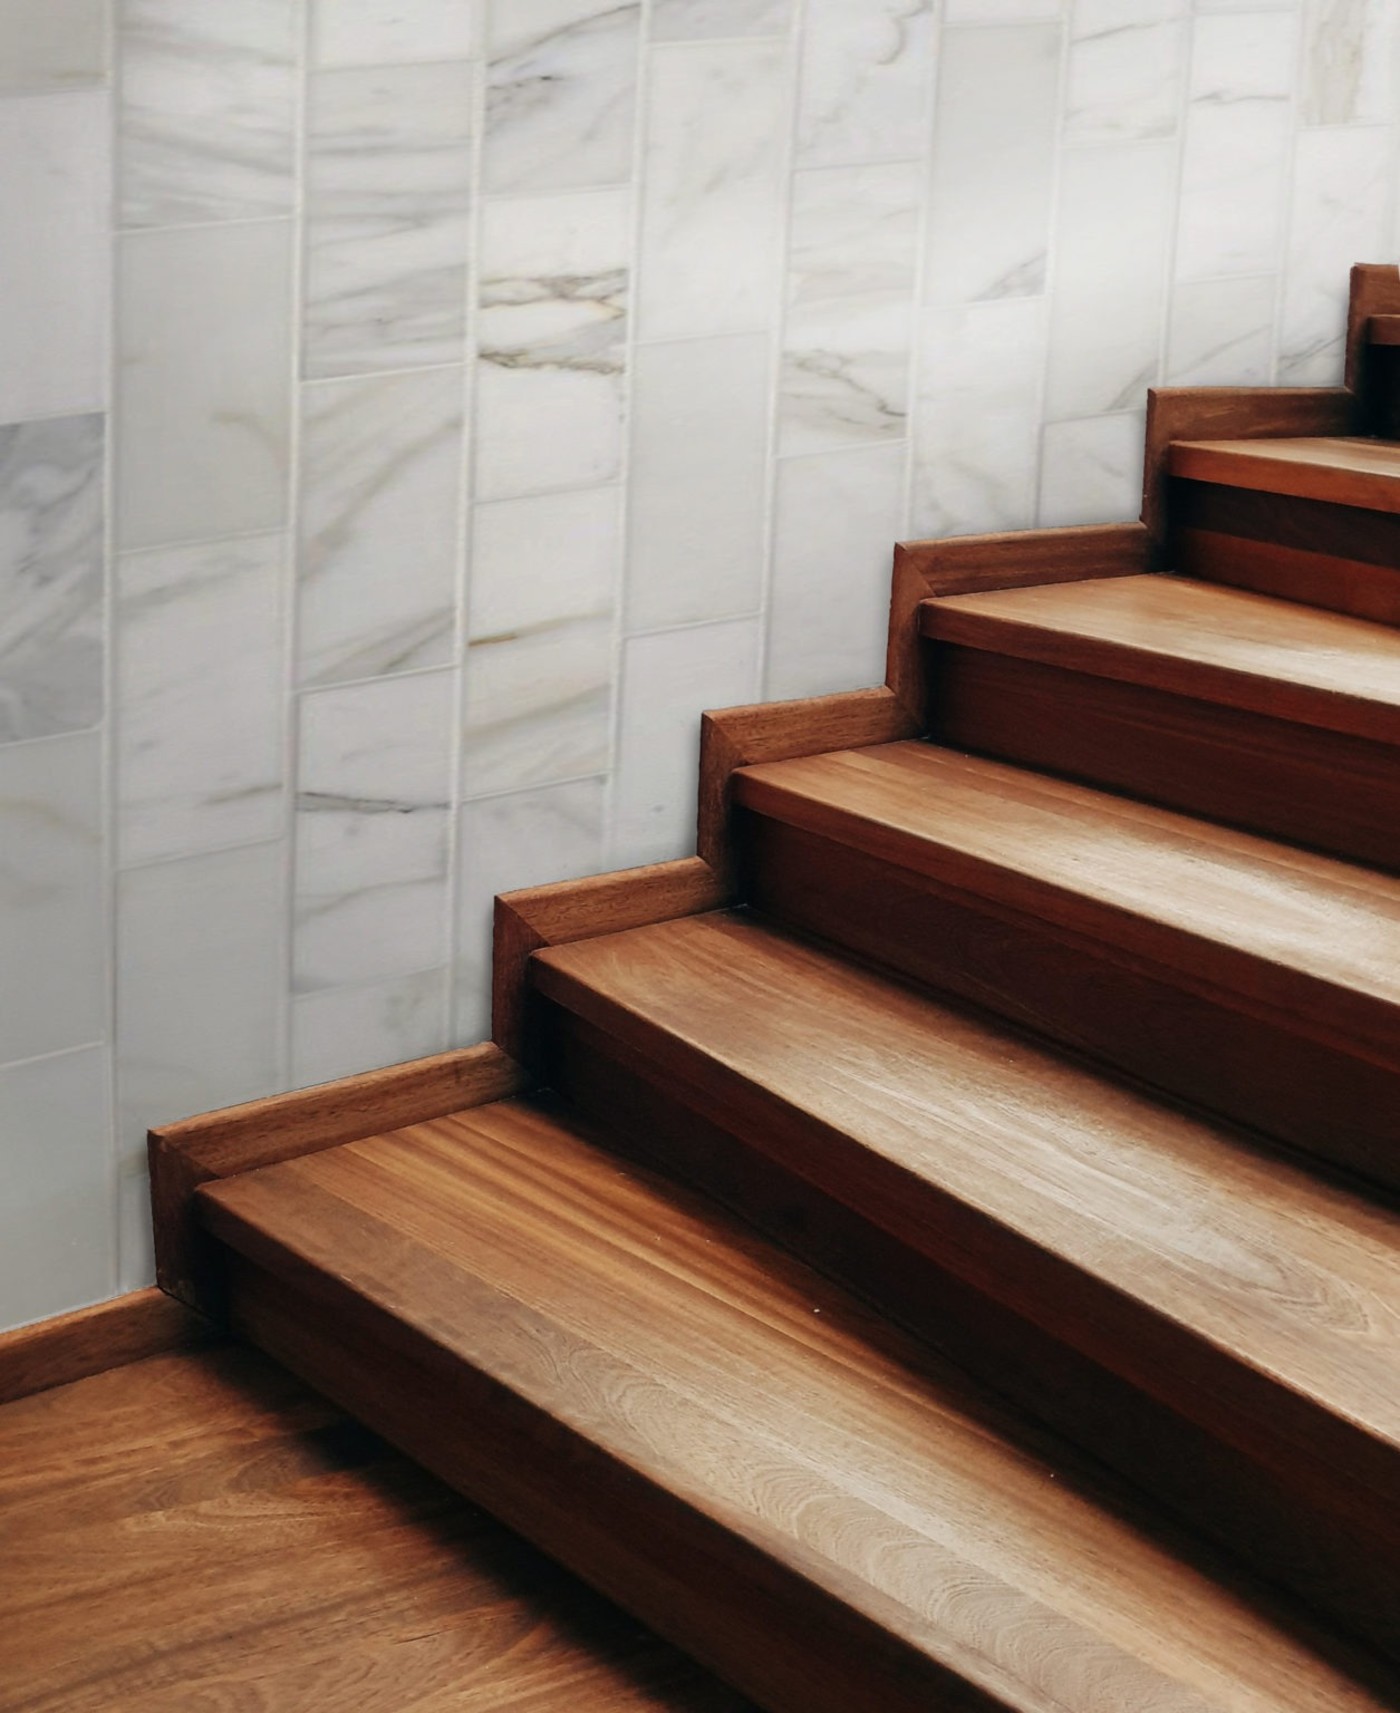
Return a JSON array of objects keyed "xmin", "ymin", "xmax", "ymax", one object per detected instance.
[
  {"xmin": 0, "ymin": 1287, "xmax": 215, "ymax": 1406},
  {"xmin": 151, "ymin": 1042, "xmax": 528, "ymax": 1314}
]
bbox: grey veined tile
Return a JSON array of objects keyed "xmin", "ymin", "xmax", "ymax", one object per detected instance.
[
  {"xmin": 304, "ymin": 60, "xmax": 475, "ymax": 379},
  {"xmin": 118, "ymin": 0, "xmax": 299, "ymax": 229},
  {"xmin": 0, "ymin": 0, "xmax": 107, "ymax": 93},
  {"xmin": 0, "ymin": 413, "xmax": 104, "ymax": 745}
]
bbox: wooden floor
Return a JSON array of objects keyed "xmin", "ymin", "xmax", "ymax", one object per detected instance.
[{"xmin": 0, "ymin": 1343, "xmax": 752, "ymax": 1713}]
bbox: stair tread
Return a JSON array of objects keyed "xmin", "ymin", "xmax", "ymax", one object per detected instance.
[
  {"xmin": 198, "ymin": 1095, "xmax": 1393, "ymax": 1713},
  {"xmin": 534, "ymin": 910, "xmax": 1400, "ymax": 1458},
  {"xmin": 1169, "ymin": 436, "xmax": 1400, "ymax": 513},
  {"xmin": 921, "ymin": 573, "xmax": 1400, "ymax": 741},
  {"xmin": 732, "ymin": 742, "xmax": 1400, "ymax": 1064}
]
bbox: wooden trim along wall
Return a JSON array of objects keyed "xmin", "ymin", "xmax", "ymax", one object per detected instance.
[{"xmin": 0, "ymin": 1287, "xmax": 214, "ymax": 1406}]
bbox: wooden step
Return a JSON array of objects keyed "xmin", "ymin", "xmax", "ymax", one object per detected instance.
[
  {"xmin": 1166, "ymin": 436, "xmax": 1400, "ymax": 624},
  {"xmin": 531, "ymin": 909, "xmax": 1400, "ymax": 1660},
  {"xmin": 195, "ymin": 1095, "xmax": 1399, "ymax": 1712},
  {"xmin": 920, "ymin": 573, "xmax": 1400, "ymax": 868},
  {"xmin": 730, "ymin": 741, "xmax": 1400, "ymax": 1190}
]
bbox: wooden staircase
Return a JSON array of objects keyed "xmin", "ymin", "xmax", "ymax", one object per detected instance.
[{"xmin": 150, "ymin": 264, "xmax": 1400, "ymax": 1712}]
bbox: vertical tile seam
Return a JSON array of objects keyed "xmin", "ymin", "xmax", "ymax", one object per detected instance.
[
  {"xmin": 1031, "ymin": 4, "xmax": 1072, "ymax": 528},
  {"xmin": 902, "ymin": 0, "xmax": 949, "ymax": 542}
]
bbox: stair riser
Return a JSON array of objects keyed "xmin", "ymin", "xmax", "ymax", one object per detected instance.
[
  {"xmin": 928, "ymin": 645, "xmax": 1400, "ymax": 872},
  {"xmin": 739, "ymin": 811, "xmax": 1400, "ymax": 1194},
  {"xmin": 1169, "ymin": 477, "xmax": 1400, "ymax": 626},
  {"xmin": 216, "ymin": 1247, "xmax": 984, "ymax": 1713},
  {"xmin": 540, "ymin": 999, "xmax": 1400, "ymax": 1662}
]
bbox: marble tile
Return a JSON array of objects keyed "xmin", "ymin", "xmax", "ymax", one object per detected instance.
[
  {"xmin": 1045, "ymin": 143, "xmax": 1175, "ymax": 420},
  {"xmin": 1174, "ymin": 12, "xmax": 1294, "ymax": 280},
  {"xmin": 943, "ymin": 0, "xmax": 1063, "ymax": 16},
  {"xmin": 311, "ymin": 0, "xmax": 480, "ymax": 66},
  {"xmin": 924, "ymin": 27, "xmax": 1061, "ymax": 305},
  {"xmin": 117, "ymin": 220, "xmax": 293, "ymax": 550},
  {"xmin": 484, "ymin": 1, "xmax": 640, "ymax": 194},
  {"xmin": 1038, "ymin": 412, "xmax": 1145, "ymax": 529},
  {"xmin": 766, "ymin": 444, "xmax": 904, "ymax": 701},
  {"xmin": 294, "ymin": 669, "xmax": 455, "ymax": 991},
  {"xmin": 637, "ymin": 40, "xmax": 791, "ymax": 340},
  {"xmin": 626, "ymin": 334, "xmax": 771, "ymax": 632},
  {"xmin": 0, "ymin": 1046, "xmax": 113, "ymax": 1332},
  {"xmin": 780, "ymin": 162, "xmax": 920, "ymax": 457},
  {"xmin": 1065, "ymin": 0, "xmax": 1187, "ymax": 144},
  {"xmin": 1302, "ymin": 0, "xmax": 1398, "ymax": 126},
  {"xmin": 304, "ymin": 61, "xmax": 474, "ymax": 379},
  {"xmin": 1166, "ymin": 275, "xmax": 1276, "ymax": 386},
  {"xmin": 911, "ymin": 297, "xmax": 1048, "ymax": 540},
  {"xmin": 0, "ymin": 732, "xmax": 103, "ymax": 1064},
  {"xmin": 463, "ymin": 485, "xmax": 618, "ymax": 798},
  {"xmin": 0, "ymin": 0, "xmax": 106, "ymax": 91},
  {"xmin": 116, "ymin": 533, "xmax": 286, "ymax": 866},
  {"xmin": 117, "ymin": 841, "xmax": 286, "ymax": 1285},
  {"xmin": 651, "ymin": 0, "xmax": 792, "ymax": 38},
  {"xmin": 0, "ymin": 91, "xmax": 109, "ymax": 424},
  {"xmin": 119, "ymin": 0, "xmax": 299, "ymax": 229},
  {"xmin": 475, "ymin": 187, "xmax": 628, "ymax": 501},
  {"xmin": 292, "ymin": 965, "xmax": 450, "ymax": 1087},
  {"xmin": 1279, "ymin": 126, "xmax": 1393, "ymax": 386},
  {"xmin": 796, "ymin": 0, "xmax": 934, "ymax": 168},
  {"xmin": 298, "ymin": 367, "xmax": 464, "ymax": 687},
  {"xmin": 611, "ymin": 617, "xmax": 760, "ymax": 867},
  {"xmin": 453, "ymin": 775, "xmax": 606, "ymax": 1041},
  {"xmin": 0, "ymin": 414, "xmax": 103, "ymax": 744}
]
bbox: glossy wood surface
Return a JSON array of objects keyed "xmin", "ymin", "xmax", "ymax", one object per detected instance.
[
  {"xmin": 1368, "ymin": 314, "xmax": 1400, "ymax": 346},
  {"xmin": 198, "ymin": 1097, "xmax": 1398, "ymax": 1713},
  {"xmin": 0, "ymin": 1343, "xmax": 750, "ymax": 1713},
  {"xmin": 1170, "ymin": 437, "xmax": 1400, "ymax": 512},
  {"xmin": 0, "ymin": 1287, "xmax": 212, "ymax": 1405}
]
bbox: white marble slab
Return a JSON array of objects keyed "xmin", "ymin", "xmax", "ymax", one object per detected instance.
[
  {"xmin": 766, "ymin": 443, "xmax": 904, "ymax": 701},
  {"xmin": 1038, "ymin": 411, "xmax": 1145, "ymax": 529},
  {"xmin": 796, "ymin": 0, "xmax": 934, "ymax": 168},
  {"xmin": 311, "ymin": 0, "xmax": 480, "ymax": 66},
  {"xmin": 0, "ymin": 413, "xmax": 103, "ymax": 744},
  {"xmin": 292, "ymin": 964, "xmax": 450, "ymax": 1088},
  {"xmin": 1166, "ymin": 275, "xmax": 1276, "ymax": 387},
  {"xmin": 0, "ymin": 0, "xmax": 106, "ymax": 93},
  {"xmin": 0, "ymin": 1045, "xmax": 113, "ymax": 1332},
  {"xmin": 116, "ymin": 840, "xmax": 286, "ymax": 1287},
  {"xmin": 463, "ymin": 484, "xmax": 619, "ymax": 797},
  {"xmin": 0, "ymin": 91, "xmax": 109, "ymax": 424},
  {"xmin": 1303, "ymin": 0, "xmax": 1397, "ymax": 125},
  {"xmin": 944, "ymin": 0, "xmax": 1063, "ymax": 16},
  {"xmin": 651, "ymin": 0, "xmax": 791, "ymax": 39},
  {"xmin": 294, "ymin": 668, "xmax": 455, "ymax": 991},
  {"xmin": 475, "ymin": 187, "xmax": 628, "ymax": 501},
  {"xmin": 1174, "ymin": 11, "xmax": 1294, "ymax": 280},
  {"xmin": 780, "ymin": 162, "xmax": 920, "ymax": 457},
  {"xmin": 626, "ymin": 333, "xmax": 771, "ymax": 632},
  {"xmin": 119, "ymin": 0, "xmax": 299, "ymax": 229},
  {"xmin": 484, "ymin": 0, "xmax": 640, "ymax": 193},
  {"xmin": 1045, "ymin": 142, "xmax": 1175, "ymax": 420},
  {"xmin": 1065, "ymin": 0, "xmax": 1186, "ymax": 144},
  {"xmin": 637, "ymin": 40, "xmax": 791, "ymax": 340},
  {"xmin": 117, "ymin": 220, "xmax": 293, "ymax": 550},
  {"xmin": 116, "ymin": 533, "xmax": 286, "ymax": 866},
  {"xmin": 304, "ymin": 61, "xmax": 474, "ymax": 379},
  {"xmin": 611, "ymin": 616, "xmax": 760, "ymax": 867},
  {"xmin": 1279, "ymin": 125, "xmax": 1393, "ymax": 386},
  {"xmin": 453, "ymin": 774, "xmax": 606, "ymax": 1041},
  {"xmin": 911, "ymin": 296, "xmax": 1048, "ymax": 540},
  {"xmin": 924, "ymin": 26, "xmax": 1060, "ymax": 304},
  {"xmin": 298, "ymin": 367, "xmax": 464, "ymax": 687},
  {"xmin": 0, "ymin": 732, "xmax": 103, "ymax": 1063}
]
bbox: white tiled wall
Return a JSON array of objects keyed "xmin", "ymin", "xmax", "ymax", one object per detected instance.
[{"xmin": 1, "ymin": 0, "xmax": 1397, "ymax": 1330}]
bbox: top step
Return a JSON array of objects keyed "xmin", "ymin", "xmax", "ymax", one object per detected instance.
[{"xmin": 1170, "ymin": 437, "xmax": 1400, "ymax": 513}]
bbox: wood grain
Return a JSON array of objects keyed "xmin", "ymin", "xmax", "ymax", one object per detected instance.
[
  {"xmin": 0, "ymin": 1342, "xmax": 751, "ymax": 1713},
  {"xmin": 1169, "ymin": 437, "xmax": 1400, "ymax": 512},
  {"xmin": 0, "ymin": 1288, "xmax": 212, "ymax": 1406},
  {"xmin": 198, "ymin": 1097, "xmax": 1399, "ymax": 1713},
  {"xmin": 151, "ymin": 1040, "xmax": 528, "ymax": 1314},
  {"xmin": 1366, "ymin": 314, "xmax": 1400, "ymax": 347}
]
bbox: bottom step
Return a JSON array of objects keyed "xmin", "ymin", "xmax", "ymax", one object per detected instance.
[{"xmin": 198, "ymin": 1095, "xmax": 1397, "ymax": 1713}]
